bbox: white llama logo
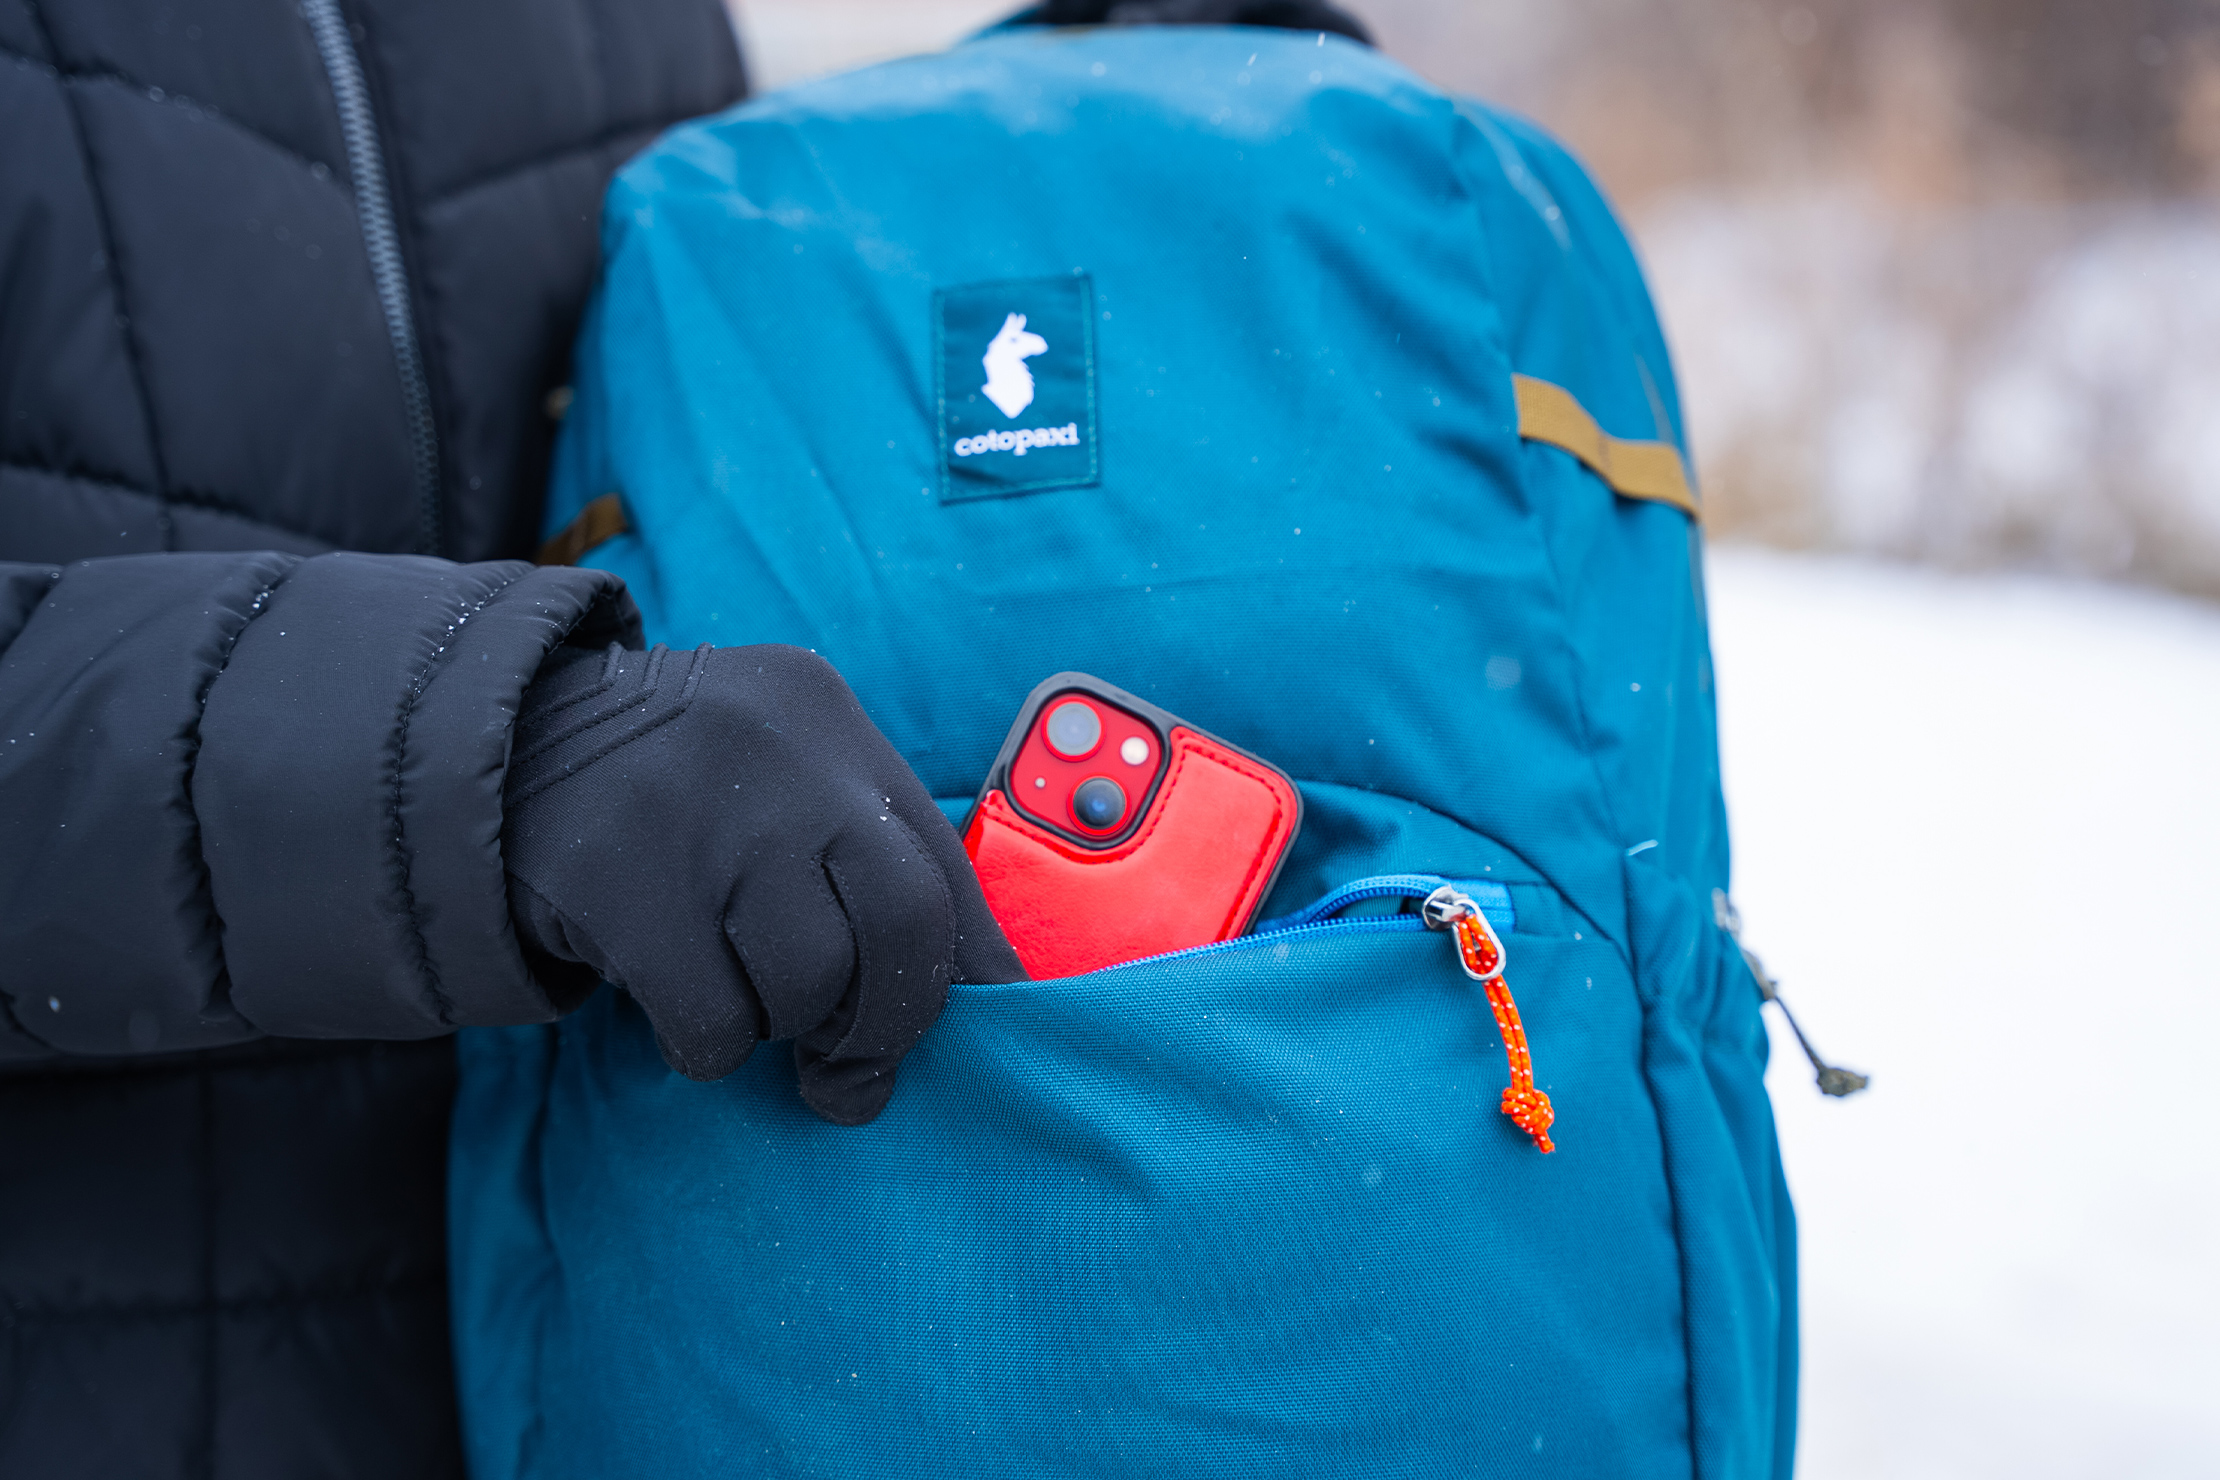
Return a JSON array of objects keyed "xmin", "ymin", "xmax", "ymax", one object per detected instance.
[{"xmin": 980, "ymin": 312, "xmax": 1048, "ymax": 419}]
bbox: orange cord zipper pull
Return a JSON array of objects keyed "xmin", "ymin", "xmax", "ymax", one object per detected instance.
[{"xmin": 1423, "ymin": 886, "xmax": 1555, "ymax": 1153}]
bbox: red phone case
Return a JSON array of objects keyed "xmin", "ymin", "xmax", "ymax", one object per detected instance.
[{"xmin": 961, "ymin": 674, "xmax": 1301, "ymax": 979}]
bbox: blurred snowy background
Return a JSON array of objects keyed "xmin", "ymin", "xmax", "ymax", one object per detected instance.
[
  {"xmin": 1712, "ymin": 550, "xmax": 2219, "ymax": 1479},
  {"xmin": 726, "ymin": 4, "xmax": 2220, "ymax": 1476}
]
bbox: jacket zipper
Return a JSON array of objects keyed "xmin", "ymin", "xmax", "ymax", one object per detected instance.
[{"xmin": 301, "ymin": 0, "xmax": 443, "ymax": 555}]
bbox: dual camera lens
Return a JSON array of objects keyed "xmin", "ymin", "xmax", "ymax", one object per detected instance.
[{"xmin": 1039, "ymin": 697, "xmax": 1153, "ymax": 835}]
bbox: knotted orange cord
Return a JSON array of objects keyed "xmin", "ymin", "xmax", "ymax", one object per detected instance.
[{"xmin": 1430, "ymin": 890, "xmax": 1555, "ymax": 1153}]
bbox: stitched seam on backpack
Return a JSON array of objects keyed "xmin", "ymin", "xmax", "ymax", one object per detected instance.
[
  {"xmin": 1495, "ymin": 259, "xmax": 1699, "ymax": 1464},
  {"xmin": 1428, "ymin": 148, "xmax": 1630, "ymax": 962},
  {"xmin": 1512, "ymin": 439, "xmax": 1637, "ymax": 954},
  {"xmin": 391, "ymin": 570, "xmax": 529, "ymax": 1029}
]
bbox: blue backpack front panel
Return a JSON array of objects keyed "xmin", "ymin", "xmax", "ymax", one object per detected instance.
[{"xmin": 453, "ymin": 27, "xmax": 1794, "ymax": 1480}]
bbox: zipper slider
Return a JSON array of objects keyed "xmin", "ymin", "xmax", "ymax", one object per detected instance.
[
  {"xmin": 1712, "ymin": 889, "xmax": 1869, "ymax": 1098},
  {"xmin": 1423, "ymin": 885, "xmax": 1555, "ymax": 1153}
]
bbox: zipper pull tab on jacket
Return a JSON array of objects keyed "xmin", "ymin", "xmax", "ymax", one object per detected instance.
[
  {"xmin": 1713, "ymin": 889, "xmax": 1870, "ymax": 1098},
  {"xmin": 1423, "ymin": 885, "xmax": 1555, "ymax": 1153}
]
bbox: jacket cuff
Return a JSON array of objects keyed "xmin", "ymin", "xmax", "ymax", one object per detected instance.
[
  {"xmin": 0, "ymin": 553, "xmax": 298, "ymax": 1057},
  {"xmin": 196, "ymin": 553, "xmax": 638, "ymax": 1038}
]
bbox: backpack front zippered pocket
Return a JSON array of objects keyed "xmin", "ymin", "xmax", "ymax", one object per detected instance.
[{"xmin": 1109, "ymin": 873, "xmax": 1554, "ymax": 1150}]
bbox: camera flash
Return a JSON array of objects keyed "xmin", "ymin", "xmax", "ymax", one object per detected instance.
[{"xmin": 1120, "ymin": 737, "xmax": 1149, "ymax": 766}]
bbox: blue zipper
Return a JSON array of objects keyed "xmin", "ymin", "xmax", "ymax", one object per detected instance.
[
  {"xmin": 1097, "ymin": 874, "xmax": 1515, "ymax": 974},
  {"xmin": 1257, "ymin": 873, "xmax": 1513, "ymax": 933}
]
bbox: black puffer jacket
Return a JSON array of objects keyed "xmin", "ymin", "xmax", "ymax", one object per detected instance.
[{"xmin": 0, "ymin": 2, "xmax": 743, "ymax": 1474}]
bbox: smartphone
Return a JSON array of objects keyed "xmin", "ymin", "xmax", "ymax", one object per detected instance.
[{"xmin": 961, "ymin": 673, "xmax": 1302, "ymax": 979}]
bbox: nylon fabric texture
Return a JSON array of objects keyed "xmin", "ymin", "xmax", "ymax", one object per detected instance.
[{"xmin": 453, "ymin": 25, "xmax": 1794, "ymax": 1479}]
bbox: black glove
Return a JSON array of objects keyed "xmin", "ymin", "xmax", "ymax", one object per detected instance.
[{"xmin": 502, "ymin": 641, "xmax": 1024, "ymax": 1124}]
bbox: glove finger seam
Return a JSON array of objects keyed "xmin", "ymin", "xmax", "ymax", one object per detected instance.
[
  {"xmin": 721, "ymin": 848, "xmax": 844, "ymax": 1044},
  {"xmin": 818, "ymin": 851, "xmax": 870, "ymax": 1066},
  {"xmin": 808, "ymin": 808, "xmax": 955, "ymax": 1070}
]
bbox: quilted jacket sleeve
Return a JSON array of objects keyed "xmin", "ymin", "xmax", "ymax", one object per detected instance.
[{"xmin": 0, "ymin": 551, "xmax": 639, "ymax": 1062}]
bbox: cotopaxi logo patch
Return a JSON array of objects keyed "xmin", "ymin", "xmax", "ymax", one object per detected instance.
[
  {"xmin": 952, "ymin": 424, "xmax": 1080, "ymax": 458},
  {"xmin": 935, "ymin": 275, "xmax": 1098, "ymax": 502}
]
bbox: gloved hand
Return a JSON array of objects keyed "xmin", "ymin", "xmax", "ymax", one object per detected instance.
[{"xmin": 502, "ymin": 641, "xmax": 1023, "ymax": 1124}]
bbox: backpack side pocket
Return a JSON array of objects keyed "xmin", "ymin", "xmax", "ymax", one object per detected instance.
[{"xmin": 1625, "ymin": 849, "xmax": 1798, "ymax": 1480}]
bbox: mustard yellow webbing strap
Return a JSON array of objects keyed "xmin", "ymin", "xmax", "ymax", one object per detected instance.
[
  {"xmin": 536, "ymin": 492, "xmax": 629, "ymax": 566},
  {"xmin": 1512, "ymin": 374, "xmax": 1700, "ymax": 520}
]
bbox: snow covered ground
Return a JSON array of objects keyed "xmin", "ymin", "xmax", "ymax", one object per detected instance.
[{"xmin": 1707, "ymin": 546, "xmax": 2220, "ymax": 1478}]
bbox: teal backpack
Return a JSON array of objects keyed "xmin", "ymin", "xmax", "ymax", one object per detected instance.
[{"xmin": 451, "ymin": 23, "xmax": 1798, "ymax": 1479}]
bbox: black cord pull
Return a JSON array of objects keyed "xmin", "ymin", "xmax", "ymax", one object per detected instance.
[{"xmin": 1712, "ymin": 890, "xmax": 1870, "ymax": 1098}]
